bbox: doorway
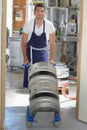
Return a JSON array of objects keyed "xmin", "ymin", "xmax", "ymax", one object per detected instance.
[{"xmin": 1, "ymin": 0, "xmax": 87, "ymax": 129}]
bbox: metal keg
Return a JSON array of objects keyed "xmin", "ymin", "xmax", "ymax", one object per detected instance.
[{"xmin": 29, "ymin": 62, "xmax": 60, "ymax": 117}]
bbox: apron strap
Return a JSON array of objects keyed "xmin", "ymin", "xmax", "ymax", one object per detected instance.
[
  {"xmin": 33, "ymin": 20, "xmax": 45, "ymax": 33},
  {"xmin": 33, "ymin": 21, "xmax": 35, "ymax": 32},
  {"xmin": 43, "ymin": 21, "xmax": 45, "ymax": 33}
]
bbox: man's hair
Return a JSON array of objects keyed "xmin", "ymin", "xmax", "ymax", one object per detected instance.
[{"xmin": 34, "ymin": 3, "xmax": 46, "ymax": 11}]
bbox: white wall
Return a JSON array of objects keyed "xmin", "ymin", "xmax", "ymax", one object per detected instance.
[
  {"xmin": 6, "ymin": 0, "xmax": 13, "ymax": 36},
  {"xmin": 27, "ymin": 0, "xmax": 34, "ymax": 21},
  {"xmin": 78, "ymin": 0, "xmax": 87, "ymax": 123}
]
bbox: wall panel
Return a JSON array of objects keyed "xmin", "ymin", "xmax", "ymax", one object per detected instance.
[{"xmin": 13, "ymin": 0, "xmax": 26, "ymax": 32}]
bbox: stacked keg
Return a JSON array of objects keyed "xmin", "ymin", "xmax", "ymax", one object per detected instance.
[{"xmin": 29, "ymin": 62, "xmax": 60, "ymax": 117}]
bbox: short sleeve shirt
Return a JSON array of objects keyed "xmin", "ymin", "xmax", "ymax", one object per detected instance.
[{"xmin": 23, "ymin": 18, "xmax": 55, "ymax": 42}]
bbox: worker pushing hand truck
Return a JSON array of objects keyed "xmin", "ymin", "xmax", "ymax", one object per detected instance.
[{"xmin": 22, "ymin": 46, "xmax": 61, "ymax": 128}]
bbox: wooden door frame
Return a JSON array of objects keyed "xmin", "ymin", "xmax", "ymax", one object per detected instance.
[
  {"xmin": 76, "ymin": 0, "xmax": 83, "ymax": 119},
  {"xmin": 0, "ymin": 0, "xmax": 85, "ymax": 129},
  {"xmin": 0, "ymin": 0, "xmax": 2, "ymax": 128},
  {"xmin": 0, "ymin": 0, "xmax": 7, "ymax": 129}
]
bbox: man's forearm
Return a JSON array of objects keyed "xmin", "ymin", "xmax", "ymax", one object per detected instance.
[
  {"xmin": 50, "ymin": 41, "xmax": 56, "ymax": 63},
  {"xmin": 21, "ymin": 32, "xmax": 28, "ymax": 63},
  {"xmin": 22, "ymin": 43, "xmax": 28, "ymax": 63},
  {"xmin": 49, "ymin": 33, "xmax": 56, "ymax": 63}
]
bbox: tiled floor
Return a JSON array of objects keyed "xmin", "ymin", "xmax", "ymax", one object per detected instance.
[{"xmin": 5, "ymin": 68, "xmax": 87, "ymax": 130}]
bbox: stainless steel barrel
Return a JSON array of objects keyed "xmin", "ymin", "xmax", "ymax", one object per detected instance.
[{"xmin": 29, "ymin": 62, "xmax": 60, "ymax": 117}]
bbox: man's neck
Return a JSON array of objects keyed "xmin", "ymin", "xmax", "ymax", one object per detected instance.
[{"xmin": 35, "ymin": 18, "xmax": 44, "ymax": 28}]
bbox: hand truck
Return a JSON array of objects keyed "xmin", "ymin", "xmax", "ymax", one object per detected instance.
[{"xmin": 22, "ymin": 46, "xmax": 61, "ymax": 127}]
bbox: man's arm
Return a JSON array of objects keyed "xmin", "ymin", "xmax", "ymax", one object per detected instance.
[
  {"xmin": 49, "ymin": 32, "xmax": 56, "ymax": 63},
  {"xmin": 21, "ymin": 32, "xmax": 28, "ymax": 64}
]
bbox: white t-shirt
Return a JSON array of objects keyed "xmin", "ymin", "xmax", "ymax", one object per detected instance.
[{"xmin": 23, "ymin": 18, "xmax": 55, "ymax": 42}]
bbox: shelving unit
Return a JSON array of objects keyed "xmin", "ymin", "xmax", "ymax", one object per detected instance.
[
  {"xmin": 65, "ymin": 6, "xmax": 79, "ymax": 76},
  {"xmin": 8, "ymin": 37, "xmax": 23, "ymax": 69},
  {"xmin": 46, "ymin": 1, "xmax": 80, "ymax": 76}
]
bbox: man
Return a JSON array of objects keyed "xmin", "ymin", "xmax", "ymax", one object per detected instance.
[{"xmin": 21, "ymin": 3, "xmax": 56, "ymax": 88}]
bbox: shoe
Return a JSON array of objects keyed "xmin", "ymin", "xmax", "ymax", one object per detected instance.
[
  {"xmin": 23, "ymin": 87, "xmax": 29, "ymax": 91},
  {"xmin": 23, "ymin": 87, "xmax": 28, "ymax": 89},
  {"xmin": 19, "ymin": 87, "xmax": 29, "ymax": 94}
]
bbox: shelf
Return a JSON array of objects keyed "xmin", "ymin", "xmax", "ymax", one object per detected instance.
[
  {"xmin": 58, "ymin": 35, "xmax": 79, "ymax": 42},
  {"xmin": 32, "ymin": 2, "xmax": 44, "ymax": 3},
  {"xmin": 67, "ymin": 6, "xmax": 79, "ymax": 10},
  {"xmin": 66, "ymin": 35, "xmax": 79, "ymax": 42},
  {"xmin": 32, "ymin": 0, "xmax": 44, "ymax": 4}
]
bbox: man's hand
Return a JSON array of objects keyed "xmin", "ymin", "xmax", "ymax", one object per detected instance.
[{"xmin": 50, "ymin": 59, "xmax": 54, "ymax": 64}]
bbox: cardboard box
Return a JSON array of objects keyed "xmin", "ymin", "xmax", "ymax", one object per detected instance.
[{"xmin": 60, "ymin": 0, "xmax": 69, "ymax": 7}]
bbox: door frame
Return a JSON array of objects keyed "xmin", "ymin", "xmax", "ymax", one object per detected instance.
[
  {"xmin": 76, "ymin": 0, "xmax": 83, "ymax": 119},
  {"xmin": 0, "ymin": 0, "xmax": 7, "ymax": 129},
  {"xmin": 0, "ymin": 0, "xmax": 86, "ymax": 129}
]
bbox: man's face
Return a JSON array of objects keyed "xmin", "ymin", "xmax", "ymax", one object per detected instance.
[{"xmin": 34, "ymin": 7, "xmax": 45, "ymax": 20}]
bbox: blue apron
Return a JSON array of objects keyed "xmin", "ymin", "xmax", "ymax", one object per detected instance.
[{"xmin": 23, "ymin": 21, "xmax": 48, "ymax": 88}]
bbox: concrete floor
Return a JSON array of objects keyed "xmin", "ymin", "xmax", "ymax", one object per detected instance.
[{"xmin": 5, "ymin": 67, "xmax": 87, "ymax": 130}]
